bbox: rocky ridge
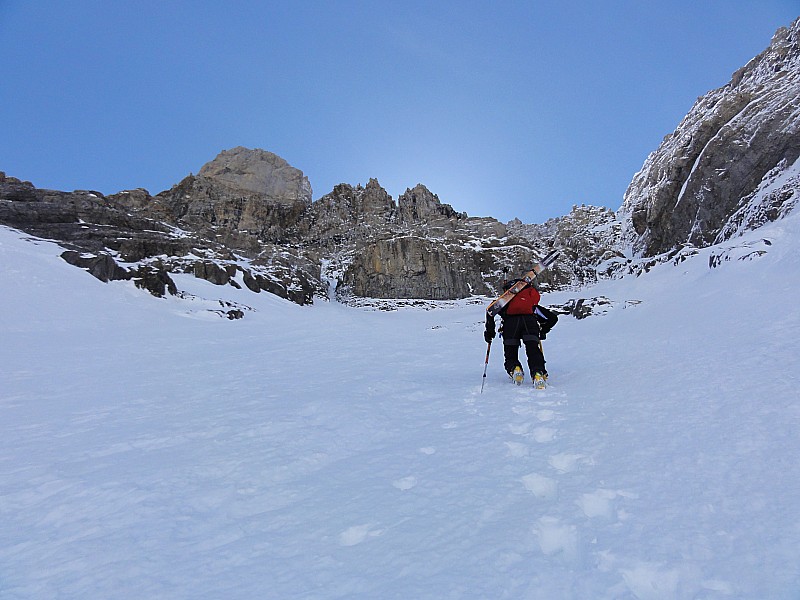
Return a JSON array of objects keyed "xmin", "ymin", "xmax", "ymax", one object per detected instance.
[{"xmin": 0, "ymin": 152, "xmax": 554, "ymax": 309}]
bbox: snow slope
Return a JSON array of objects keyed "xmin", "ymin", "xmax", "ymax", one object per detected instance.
[{"xmin": 1, "ymin": 214, "xmax": 799, "ymax": 599}]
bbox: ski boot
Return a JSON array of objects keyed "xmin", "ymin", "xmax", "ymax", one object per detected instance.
[
  {"xmin": 512, "ymin": 366, "xmax": 524, "ymax": 386},
  {"xmin": 533, "ymin": 372, "xmax": 547, "ymax": 390}
]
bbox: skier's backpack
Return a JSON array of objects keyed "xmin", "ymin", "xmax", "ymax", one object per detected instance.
[{"xmin": 504, "ymin": 285, "xmax": 540, "ymax": 315}]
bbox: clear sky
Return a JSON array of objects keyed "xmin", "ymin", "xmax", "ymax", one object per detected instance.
[{"xmin": 1, "ymin": 1, "xmax": 797, "ymax": 223}]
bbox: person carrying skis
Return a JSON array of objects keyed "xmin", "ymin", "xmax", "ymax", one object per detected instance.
[{"xmin": 484, "ymin": 279, "xmax": 558, "ymax": 387}]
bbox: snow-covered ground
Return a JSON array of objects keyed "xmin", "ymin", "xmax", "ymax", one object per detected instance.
[{"xmin": 1, "ymin": 213, "xmax": 799, "ymax": 599}]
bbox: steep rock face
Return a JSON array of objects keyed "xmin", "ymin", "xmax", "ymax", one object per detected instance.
[
  {"xmin": 619, "ymin": 18, "xmax": 800, "ymax": 256},
  {"xmin": 346, "ymin": 236, "xmax": 471, "ymax": 299},
  {"xmin": 339, "ymin": 232, "xmax": 537, "ymax": 300}
]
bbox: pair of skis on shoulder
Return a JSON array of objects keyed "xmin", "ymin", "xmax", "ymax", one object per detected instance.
[{"xmin": 486, "ymin": 249, "xmax": 560, "ymax": 317}]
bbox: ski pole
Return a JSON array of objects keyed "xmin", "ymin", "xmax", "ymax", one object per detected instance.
[{"xmin": 480, "ymin": 340, "xmax": 492, "ymax": 393}]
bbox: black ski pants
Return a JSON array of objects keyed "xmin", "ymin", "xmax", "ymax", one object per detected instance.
[{"xmin": 501, "ymin": 314, "xmax": 546, "ymax": 376}]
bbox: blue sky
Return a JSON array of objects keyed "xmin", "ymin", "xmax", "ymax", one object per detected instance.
[{"xmin": 1, "ymin": 1, "xmax": 797, "ymax": 223}]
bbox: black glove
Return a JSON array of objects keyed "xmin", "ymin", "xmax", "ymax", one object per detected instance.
[
  {"xmin": 484, "ymin": 330, "xmax": 494, "ymax": 343},
  {"xmin": 539, "ymin": 331, "xmax": 547, "ymax": 340}
]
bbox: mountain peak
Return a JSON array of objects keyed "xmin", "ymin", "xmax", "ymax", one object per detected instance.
[{"xmin": 197, "ymin": 146, "xmax": 312, "ymax": 205}]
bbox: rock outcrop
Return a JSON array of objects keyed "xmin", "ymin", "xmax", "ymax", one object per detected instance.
[{"xmin": 0, "ymin": 172, "xmax": 191, "ymax": 261}]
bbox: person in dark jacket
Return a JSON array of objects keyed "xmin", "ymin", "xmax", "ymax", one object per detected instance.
[{"xmin": 484, "ymin": 279, "xmax": 558, "ymax": 385}]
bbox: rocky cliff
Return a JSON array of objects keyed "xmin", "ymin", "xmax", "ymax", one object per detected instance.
[
  {"xmin": 619, "ymin": 17, "xmax": 800, "ymax": 257},
  {"xmin": 307, "ymin": 181, "xmax": 543, "ymax": 300}
]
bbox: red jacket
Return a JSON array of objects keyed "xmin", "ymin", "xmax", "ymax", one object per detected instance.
[{"xmin": 504, "ymin": 286, "xmax": 540, "ymax": 315}]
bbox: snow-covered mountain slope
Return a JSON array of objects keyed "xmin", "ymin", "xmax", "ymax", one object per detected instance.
[{"xmin": 1, "ymin": 211, "xmax": 799, "ymax": 598}]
